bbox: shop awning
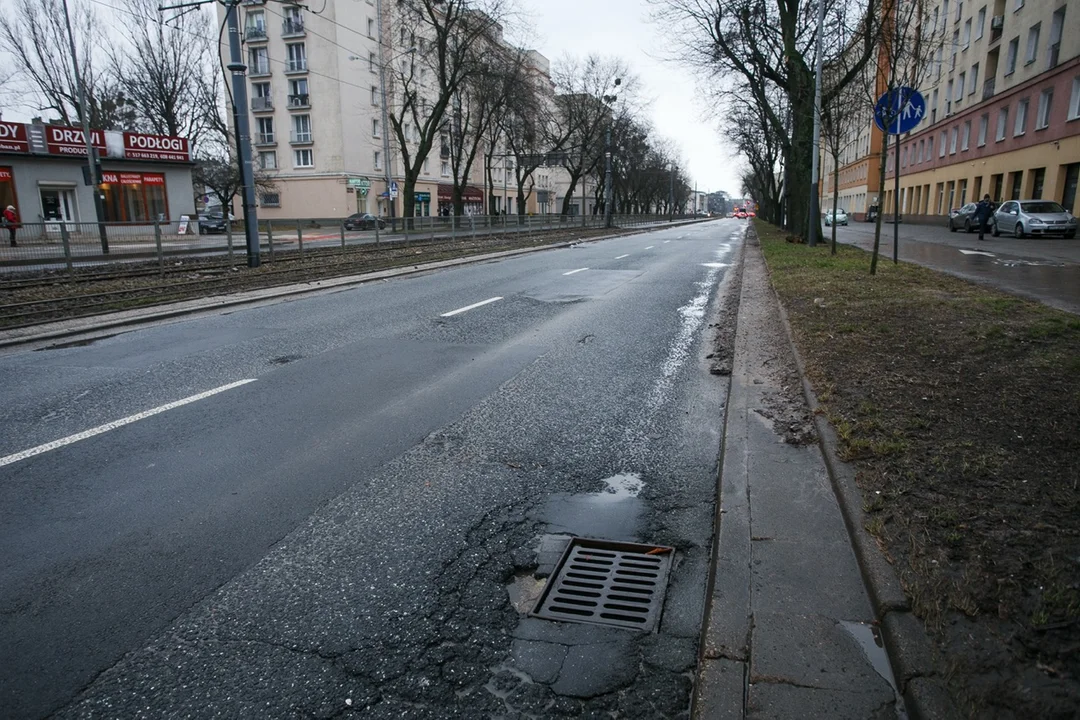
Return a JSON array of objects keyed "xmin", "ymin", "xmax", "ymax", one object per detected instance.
[{"xmin": 438, "ymin": 183, "xmax": 484, "ymax": 203}]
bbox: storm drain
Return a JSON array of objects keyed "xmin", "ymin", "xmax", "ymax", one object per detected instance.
[{"xmin": 530, "ymin": 538, "xmax": 674, "ymax": 632}]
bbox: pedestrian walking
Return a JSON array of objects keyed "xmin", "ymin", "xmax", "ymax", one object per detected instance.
[
  {"xmin": 974, "ymin": 194, "xmax": 994, "ymax": 241},
  {"xmin": 2, "ymin": 204, "xmax": 19, "ymax": 247}
]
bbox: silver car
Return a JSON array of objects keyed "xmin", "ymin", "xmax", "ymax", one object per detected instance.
[
  {"xmin": 991, "ymin": 200, "xmax": 1077, "ymax": 239},
  {"xmin": 948, "ymin": 203, "xmax": 980, "ymax": 232}
]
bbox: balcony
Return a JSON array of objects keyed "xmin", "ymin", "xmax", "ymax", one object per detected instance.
[
  {"xmin": 285, "ymin": 59, "xmax": 307, "ymax": 74},
  {"xmin": 287, "ymin": 93, "xmax": 310, "ymax": 109},
  {"xmin": 245, "ymin": 26, "xmax": 267, "ymax": 41},
  {"xmin": 251, "ymin": 96, "xmax": 274, "ymax": 112},
  {"xmin": 241, "ymin": 0, "xmax": 265, "ymax": 4},
  {"xmin": 982, "ymin": 78, "xmax": 996, "ymax": 101},
  {"xmin": 255, "ymin": 133, "xmax": 276, "ymax": 146},
  {"xmin": 282, "ymin": 18, "xmax": 305, "ymax": 37},
  {"xmin": 290, "ymin": 131, "xmax": 313, "ymax": 145},
  {"xmin": 248, "ymin": 61, "xmax": 271, "ymax": 78},
  {"xmin": 990, "ymin": 15, "xmax": 1003, "ymax": 43}
]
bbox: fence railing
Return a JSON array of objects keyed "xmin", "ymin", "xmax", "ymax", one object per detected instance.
[{"xmin": 0, "ymin": 213, "xmax": 705, "ymax": 275}]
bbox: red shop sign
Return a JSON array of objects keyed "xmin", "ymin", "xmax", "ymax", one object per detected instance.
[
  {"xmin": 142, "ymin": 173, "xmax": 165, "ymax": 185},
  {"xmin": 101, "ymin": 171, "xmax": 120, "ymax": 184},
  {"xmin": 123, "ymin": 132, "xmax": 190, "ymax": 162},
  {"xmin": 119, "ymin": 172, "xmax": 143, "ymax": 185},
  {"xmin": 0, "ymin": 166, "xmax": 13, "ymax": 182},
  {"xmin": 0, "ymin": 123, "xmax": 29, "ymax": 154},
  {"xmin": 45, "ymin": 126, "xmax": 106, "ymax": 156}
]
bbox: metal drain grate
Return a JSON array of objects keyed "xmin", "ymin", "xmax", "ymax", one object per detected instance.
[{"xmin": 530, "ymin": 538, "xmax": 674, "ymax": 632}]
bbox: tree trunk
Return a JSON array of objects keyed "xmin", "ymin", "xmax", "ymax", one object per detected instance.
[
  {"xmin": 831, "ymin": 157, "xmax": 840, "ymax": 255},
  {"xmin": 560, "ymin": 170, "xmax": 581, "ymax": 216},
  {"xmin": 871, "ymin": 131, "xmax": 889, "ymax": 275}
]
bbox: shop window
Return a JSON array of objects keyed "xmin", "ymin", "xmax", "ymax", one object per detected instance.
[
  {"xmin": 0, "ymin": 166, "xmax": 18, "ymax": 218},
  {"xmin": 101, "ymin": 172, "xmax": 169, "ymax": 222}
]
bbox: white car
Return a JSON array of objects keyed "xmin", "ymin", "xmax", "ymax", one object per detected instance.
[{"xmin": 824, "ymin": 209, "xmax": 848, "ymax": 226}]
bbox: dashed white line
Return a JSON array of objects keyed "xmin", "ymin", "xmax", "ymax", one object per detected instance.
[
  {"xmin": 644, "ymin": 245, "xmax": 655, "ymax": 250},
  {"xmin": 440, "ymin": 296, "xmax": 503, "ymax": 317},
  {"xmin": 563, "ymin": 268, "xmax": 589, "ymax": 276},
  {"xmin": 663, "ymin": 240, "xmax": 671, "ymax": 243},
  {"xmin": 0, "ymin": 379, "xmax": 258, "ymax": 469},
  {"xmin": 615, "ymin": 254, "xmax": 629, "ymax": 259}
]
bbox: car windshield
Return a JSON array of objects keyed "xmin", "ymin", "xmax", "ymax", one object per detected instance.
[{"xmin": 1021, "ymin": 202, "xmax": 1066, "ymax": 214}]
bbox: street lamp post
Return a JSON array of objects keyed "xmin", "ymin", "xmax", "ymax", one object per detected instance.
[
  {"xmin": 375, "ymin": 0, "xmax": 396, "ymax": 230},
  {"xmin": 602, "ymin": 78, "xmax": 621, "ymax": 229}
]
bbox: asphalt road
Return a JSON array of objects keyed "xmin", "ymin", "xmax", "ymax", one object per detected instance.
[{"xmin": 0, "ymin": 219, "xmax": 745, "ymax": 718}]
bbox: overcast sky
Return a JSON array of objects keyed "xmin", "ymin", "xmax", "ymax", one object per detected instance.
[{"xmin": 522, "ymin": 0, "xmax": 741, "ymax": 196}]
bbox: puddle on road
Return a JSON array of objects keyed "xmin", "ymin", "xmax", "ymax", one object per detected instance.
[
  {"xmin": 530, "ymin": 473, "xmax": 647, "ymax": 542},
  {"xmin": 838, "ymin": 621, "xmax": 909, "ymax": 720}
]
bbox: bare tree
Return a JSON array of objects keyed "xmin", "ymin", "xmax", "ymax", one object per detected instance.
[
  {"xmin": 192, "ymin": 153, "xmax": 276, "ymax": 214},
  {"xmin": 724, "ymin": 90, "xmax": 786, "ymax": 224},
  {"xmin": 384, "ymin": 0, "xmax": 517, "ymax": 222},
  {"xmin": 109, "ymin": 0, "xmax": 219, "ymax": 153},
  {"xmin": 820, "ymin": 64, "xmax": 863, "ymax": 253},
  {"xmin": 650, "ymin": 0, "xmax": 882, "ymax": 237},
  {"xmin": 0, "ymin": 0, "xmax": 132, "ymax": 128}
]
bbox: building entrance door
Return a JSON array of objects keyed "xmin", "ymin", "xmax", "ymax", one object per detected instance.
[{"xmin": 39, "ymin": 187, "xmax": 76, "ymax": 222}]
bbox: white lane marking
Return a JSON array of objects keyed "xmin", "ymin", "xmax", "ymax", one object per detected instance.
[
  {"xmin": 563, "ymin": 268, "xmax": 589, "ymax": 276},
  {"xmin": 0, "ymin": 379, "xmax": 258, "ymax": 469},
  {"xmin": 959, "ymin": 249, "xmax": 996, "ymax": 257},
  {"xmin": 663, "ymin": 240, "xmax": 671, "ymax": 243},
  {"xmin": 644, "ymin": 246, "xmax": 655, "ymax": 250},
  {"xmin": 440, "ymin": 296, "xmax": 503, "ymax": 317},
  {"xmin": 615, "ymin": 254, "xmax": 629, "ymax": 259}
]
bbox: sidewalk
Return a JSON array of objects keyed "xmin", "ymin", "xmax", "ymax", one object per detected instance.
[{"xmin": 694, "ymin": 236, "xmax": 920, "ymax": 719}]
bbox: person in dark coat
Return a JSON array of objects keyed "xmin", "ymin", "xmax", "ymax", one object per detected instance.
[
  {"xmin": 2, "ymin": 205, "xmax": 18, "ymax": 247},
  {"xmin": 974, "ymin": 194, "xmax": 994, "ymax": 241}
]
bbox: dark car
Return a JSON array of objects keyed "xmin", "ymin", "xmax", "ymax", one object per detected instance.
[
  {"xmin": 198, "ymin": 213, "xmax": 228, "ymax": 235},
  {"xmin": 947, "ymin": 203, "xmax": 980, "ymax": 232},
  {"xmin": 343, "ymin": 213, "xmax": 386, "ymax": 231}
]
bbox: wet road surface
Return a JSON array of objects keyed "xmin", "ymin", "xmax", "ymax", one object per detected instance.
[{"xmin": 0, "ymin": 220, "xmax": 742, "ymax": 717}]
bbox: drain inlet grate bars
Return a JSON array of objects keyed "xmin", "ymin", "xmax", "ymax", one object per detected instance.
[{"xmin": 530, "ymin": 538, "xmax": 674, "ymax": 632}]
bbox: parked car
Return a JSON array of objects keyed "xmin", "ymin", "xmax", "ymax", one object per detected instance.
[
  {"xmin": 947, "ymin": 203, "xmax": 980, "ymax": 232},
  {"xmin": 197, "ymin": 213, "xmax": 227, "ymax": 235},
  {"xmin": 824, "ymin": 209, "xmax": 848, "ymax": 226},
  {"xmin": 343, "ymin": 213, "xmax": 387, "ymax": 231},
  {"xmin": 991, "ymin": 200, "xmax": 1077, "ymax": 239}
]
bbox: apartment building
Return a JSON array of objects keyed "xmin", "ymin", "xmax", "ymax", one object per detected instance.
[
  {"xmin": 220, "ymin": 0, "xmax": 562, "ymax": 219},
  {"xmin": 823, "ymin": 0, "xmax": 1078, "ymax": 221}
]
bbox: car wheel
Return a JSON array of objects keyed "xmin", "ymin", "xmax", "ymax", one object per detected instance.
[
  {"xmin": 991, "ymin": 220, "xmax": 1000, "ymax": 237},
  {"xmin": 1015, "ymin": 223, "xmax": 1025, "ymax": 239},
  {"xmin": 1066, "ymin": 231, "xmax": 1076, "ymax": 239},
  {"xmin": 964, "ymin": 219, "xmax": 972, "ymax": 233}
]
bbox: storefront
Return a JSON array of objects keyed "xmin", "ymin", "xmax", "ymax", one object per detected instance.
[
  {"xmin": 437, "ymin": 183, "xmax": 485, "ymax": 216},
  {"xmin": 0, "ymin": 121, "xmax": 195, "ymax": 226}
]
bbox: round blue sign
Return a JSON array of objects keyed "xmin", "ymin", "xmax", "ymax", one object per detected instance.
[{"xmin": 874, "ymin": 87, "xmax": 926, "ymax": 135}]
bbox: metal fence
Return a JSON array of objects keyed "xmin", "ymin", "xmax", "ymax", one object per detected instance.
[{"xmin": 0, "ymin": 213, "xmax": 702, "ymax": 275}]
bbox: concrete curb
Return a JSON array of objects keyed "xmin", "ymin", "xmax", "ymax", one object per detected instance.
[
  {"xmin": 0, "ymin": 221, "xmax": 703, "ymax": 350},
  {"xmin": 754, "ymin": 226, "xmax": 959, "ymax": 720}
]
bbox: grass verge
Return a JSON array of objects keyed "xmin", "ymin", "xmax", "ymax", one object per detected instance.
[{"xmin": 755, "ymin": 220, "xmax": 1080, "ymax": 717}]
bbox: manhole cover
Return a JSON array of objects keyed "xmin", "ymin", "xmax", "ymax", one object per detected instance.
[{"xmin": 529, "ymin": 538, "xmax": 674, "ymax": 632}]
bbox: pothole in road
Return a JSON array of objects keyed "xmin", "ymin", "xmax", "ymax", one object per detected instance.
[{"xmin": 507, "ymin": 570, "xmax": 547, "ymax": 614}]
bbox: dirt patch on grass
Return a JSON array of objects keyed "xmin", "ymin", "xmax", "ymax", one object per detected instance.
[{"xmin": 755, "ymin": 220, "xmax": 1080, "ymax": 717}]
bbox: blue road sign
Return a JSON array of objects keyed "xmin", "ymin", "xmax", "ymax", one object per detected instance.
[
  {"xmin": 389, "ymin": 181, "xmax": 399, "ymax": 198},
  {"xmin": 874, "ymin": 87, "xmax": 926, "ymax": 135}
]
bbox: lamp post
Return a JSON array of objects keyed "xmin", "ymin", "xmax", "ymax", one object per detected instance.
[{"xmin": 602, "ymin": 78, "xmax": 621, "ymax": 229}]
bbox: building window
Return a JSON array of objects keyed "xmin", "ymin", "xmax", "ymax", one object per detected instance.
[
  {"xmin": 961, "ymin": 121, "xmax": 971, "ymax": 150},
  {"xmin": 969, "ymin": 63, "xmax": 979, "ymax": 94},
  {"xmin": 288, "ymin": 78, "xmax": 308, "ymax": 106},
  {"xmin": 1025, "ymin": 23, "xmax": 1040, "ymax": 64},
  {"xmin": 1036, "ymin": 88, "xmax": 1052, "ymax": 129},
  {"xmin": 371, "ymin": 85, "xmax": 379, "ymax": 105},
  {"xmin": 257, "ymin": 116, "xmax": 274, "ymax": 144},
  {"xmin": 282, "ymin": 5, "xmax": 303, "ymax": 33},
  {"xmin": 423, "ymin": 157, "xmax": 430, "ymax": 174},
  {"xmin": 996, "ymin": 106, "xmax": 1008, "ymax": 140},
  {"xmin": 1031, "ymin": 167, "xmax": 1045, "ymax": 199},
  {"xmin": 918, "ymin": 139, "xmax": 924, "ymax": 163},
  {"xmin": 1005, "ymin": 37, "xmax": 1019, "ymax": 74},
  {"xmin": 939, "ymin": 131, "xmax": 947, "ymax": 157},
  {"xmin": 261, "ymin": 192, "xmax": 280, "ymax": 207},
  {"xmin": 1047, "ymin": 8, "xmax": 1064, "ymax": 70},
  {"xmin": 248, "ymin": 46, "xmax": 269, "ymax": 75},
  {"xmin": 931, "ymin": 88, "xmax": 939, "ymax": 121},
  {"xmin": 1014, "ymin": 98, "xmax": 1028, "ymax": 135},
  {"xmin": 975, "ymin": 6, "xmax": 986, "ymax": 39},
  {"xmin": 951, "ymin": 31, "xmax": 959, "ymax": 68},
  {"xmin": 946, "ymin": 80, "xmax": 954, "ymax": 113},
  {"xmin": 962, "ymin": 18, "xmax": 971, "ymax": 47},
  {"xmin": 956, "ymin": 73, "xmax": 965, "ymax": 101},
  {"xmin": 291, "ymin": 114, "xmax": 312, "ymax": 143},
  {"xmin": 950, "ymin": 126, "xmax": 959, "ymax": 153},
  {"xmin": 935, "ymin": 47, "xmax": 943, "ymax": 79},
  {"xmin": 294, "ymin": 149, "xmax": 313, "ymax": 167},
  {"xmin": 369, "ymin": 52, "xmax": 376, "ymax": 72},
  {"xmin": 1014, "ymin": 0, "xmax": 1023, "ymax": 9},
  {"xmin": 978, "ymin": 113, "xmax": 988, "ymax": 145},
  {"xmin": 901, "ymin": 146, "xmax": 907, "ymax": 167},
  {"xmin": 286, "ymin": 43, "xmax": 307, "ymax": 72},
  {"xmin": 367, "ymin": 17, "xmax": 374, "ymax": 37},
  {"xmin": 100, "ymin": 172, "xmax": 169, "ymax": 222},
  {"xmin": 372, "ymin": 118, "xmax": 380, "ymax": 137},
  {"xmin": 928, "ymin": 136, "xmax": 934, "ymax": 158},
  {"xmin": 374, "ymin": 151, "xmax": 381, "ymax": 170},
  {"xmin": 259, "ymin": 150, "xmax": 277, "ymax": 169},
  {"xmin": 441, "ymin": 160, "xmax": 450, "ymax": 176},
  {"xmin": 1070, "ymin": 77, "xmax": 1080, "ymax": 120}
]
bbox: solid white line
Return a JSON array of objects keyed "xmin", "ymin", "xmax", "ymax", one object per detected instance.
[
  {"xmin": 563, "ymin": 268, "xmax": 589, "ymax": 276},
  {"xmin": 0, "ymin": 379, "xmax": 258, "ymax": 469},
  {"xmin": 615, "ymin": 254, "xmax": 629, "ymax": 259},
  {"xmin": 440, "ymin": 296, "xmax": 503, "ymax": 317},
  {"xmin": 644, "ymin": 246, "xmax": 655, "ymax": 250}
]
